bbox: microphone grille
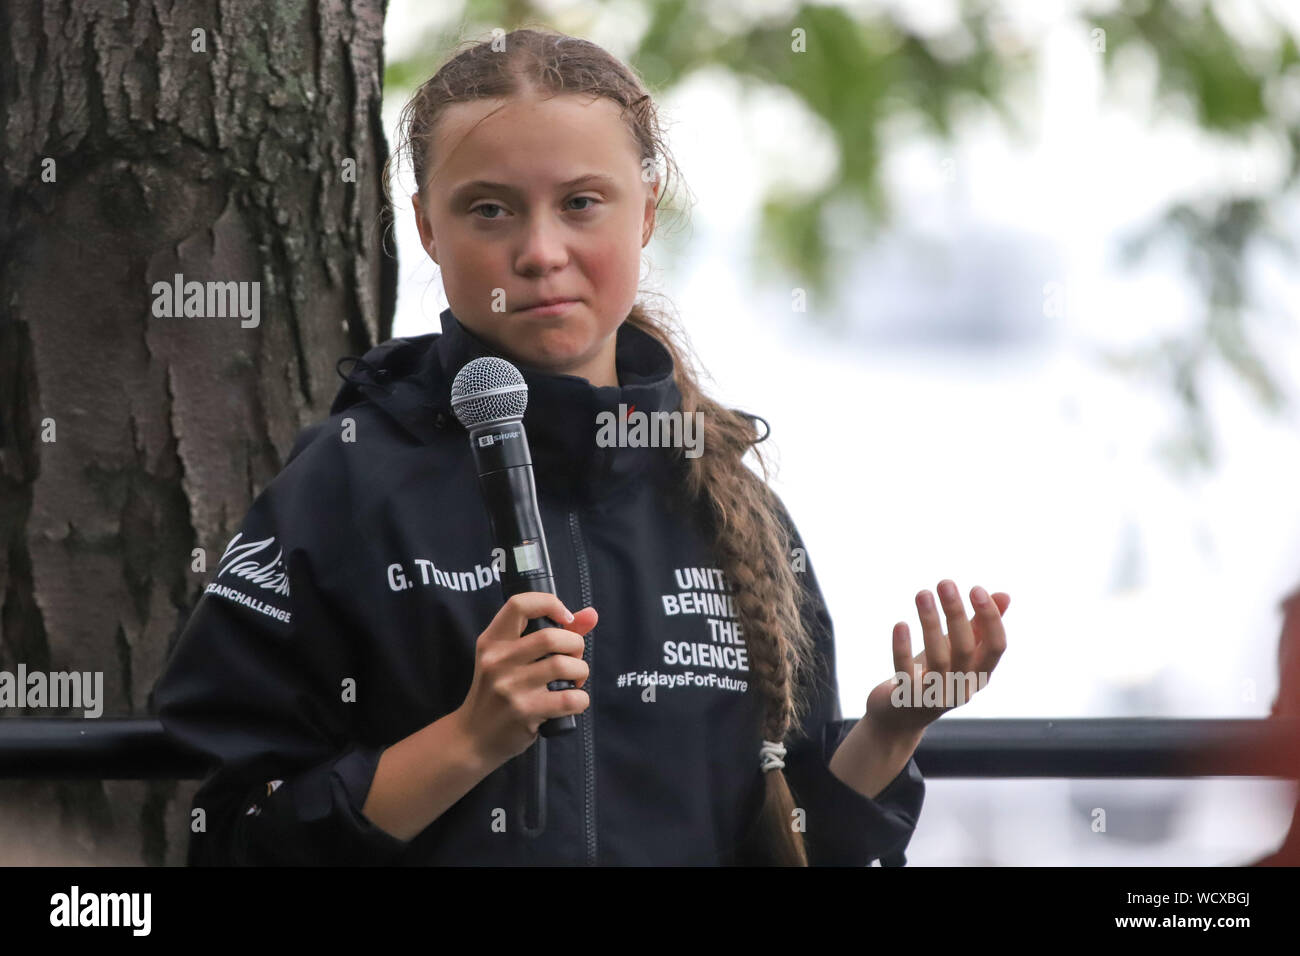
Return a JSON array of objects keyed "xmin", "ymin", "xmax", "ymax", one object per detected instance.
[{"xmin": 450, "ymin": 356, "xmax": 529, "ymax": 427}]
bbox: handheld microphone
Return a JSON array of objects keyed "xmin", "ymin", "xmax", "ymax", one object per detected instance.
[{"xmin": 450, "ymin": 356, "xmax": 577, "ymax": 737}]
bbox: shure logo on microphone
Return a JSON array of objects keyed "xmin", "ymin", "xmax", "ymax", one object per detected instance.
[{"xmin": 477, "ymin": 430, "xmax": 521, "ymax": 447}]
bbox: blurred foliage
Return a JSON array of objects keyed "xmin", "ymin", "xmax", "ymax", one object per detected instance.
[
  {"xmin": 1089, "ymin": 0, "xmax": 1300, "ymax": 477},
  {"xmin": 388, "ymin": 0, "xmax": 1033, "ymax": 293},
  {"xmin": 386, "ymin": 0, "xmax": 1299, "ymax": 478}
]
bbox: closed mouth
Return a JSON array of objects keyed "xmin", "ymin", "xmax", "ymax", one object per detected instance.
[{"xmin": 518, "ymin": 298, "xmax": 579, "ymax": 311}]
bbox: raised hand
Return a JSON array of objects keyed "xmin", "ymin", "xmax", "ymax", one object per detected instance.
[{"xmin": 865, "ymin": 580, "xmax": 1010, "ymax": 737}]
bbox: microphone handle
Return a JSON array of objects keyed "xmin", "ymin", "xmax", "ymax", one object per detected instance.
[
  {"xmin": 467, "ymin": 419, "xmax": 577, "ymax": 737},
  {"xmin": 524, "ymin": 615, "xmax": 578, "ymax": 737}
]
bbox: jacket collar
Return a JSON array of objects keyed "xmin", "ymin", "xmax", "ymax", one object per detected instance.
[{"xmin": 332, "ymin": 307, "xmax": 685, "ymax": 505}]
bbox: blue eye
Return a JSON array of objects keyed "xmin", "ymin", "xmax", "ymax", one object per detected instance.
[{"xmin": 469, "ymin": 196, "xmax": 600, "ymax": 220}]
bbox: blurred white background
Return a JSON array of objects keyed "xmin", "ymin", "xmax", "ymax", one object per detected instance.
[{"xmin": 381, "ymin": 0, "xmax": 1300, "ymax": 864}]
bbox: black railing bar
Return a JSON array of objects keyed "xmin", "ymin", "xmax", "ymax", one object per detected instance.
[{"xmin": 1, "ymin": 717, "xmax": 1297, "ymax": 780}]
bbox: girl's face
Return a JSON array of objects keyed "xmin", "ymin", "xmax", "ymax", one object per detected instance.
[{"xmin": 413, "ymin": 92, "xmax": 658, "ymax": 388}]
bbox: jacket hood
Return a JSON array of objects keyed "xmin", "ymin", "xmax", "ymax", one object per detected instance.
[{"xmin": 330, "ymin": 307, "xmax": 688, "ymax": 504}]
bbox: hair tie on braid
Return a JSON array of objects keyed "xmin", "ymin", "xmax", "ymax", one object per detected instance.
[{"xmin": 759, "ymin": 739, "xmax": 786, "ymax": 772}]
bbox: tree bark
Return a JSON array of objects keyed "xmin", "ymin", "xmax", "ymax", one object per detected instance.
[{"xmin": 0, "ymin": 0, "xmax": 394, "ymax": 864}]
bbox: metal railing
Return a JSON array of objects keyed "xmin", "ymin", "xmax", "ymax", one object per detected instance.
[{"xmin": 1, "ymin": 717, "xmax": 1297, "ymax": 779}]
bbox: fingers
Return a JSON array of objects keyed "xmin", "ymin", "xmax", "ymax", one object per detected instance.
[
  {"xmin": 912, "ymin": 581, "xmax": 1007, "ymax": 693},
  {"xmin": 937, "ymin": 580, "xmax": 975, "ymax": 668},
  {"xmin": 528, "ymin": 686, "xmax": 592, "ymax": 726},
  {"xmin": 564, "ymin": 606, "xmax": 599, "ymax": 636},
  {"xmin": 521, "ymin": 651, "xmax": 591, "ymax": 690},
  {"xmin": 481, "ymin": 595, "xmax": 597, "ymax": 673},
  {"xmin": 914, "ymin": 588, "xmax": 950, "ymax": 674},
  {"xmin": 971, "ymin": 587, "xmax": 1009, "ymax": 674},
  {"xmin": 488, "ymin": 592, "xmax": 576, "ymax": 642},
  {"xmin": 892, "ymin": 621, "xmax": 915, "ymax": 683},
  {"xmin": 512, "ymin": 616, "xmax": 593, "ymax": 667},
  {"xmin": 526, "ymin": 654, "xmax": 593, "ymax": 726}
]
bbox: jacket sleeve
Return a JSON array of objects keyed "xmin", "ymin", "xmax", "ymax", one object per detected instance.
[
  {"xmin": 149, "ymin": 425, "xmax": 411, "ymax": 866},
  {"xmin": 776, "ymin": 501, "xmax": 926, "ymax": 867}
]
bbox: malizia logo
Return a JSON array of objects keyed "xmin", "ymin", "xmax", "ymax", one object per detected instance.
[
  {"xmin": 216, "ymin": 532, "xmax": 291, "ymax": 597},
  {"xmin": 207, "ymin": 532, "xmax": 292, "ymax": 623}
]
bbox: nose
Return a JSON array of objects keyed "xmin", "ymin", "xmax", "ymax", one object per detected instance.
[{"xmin": 514, "ymin": 215, "xmax": 569, "ymax": 275}]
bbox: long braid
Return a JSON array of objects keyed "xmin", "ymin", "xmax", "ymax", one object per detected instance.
[{"xmin": 627, "ymin": 304, "xmax": 818, "ymax": 866}]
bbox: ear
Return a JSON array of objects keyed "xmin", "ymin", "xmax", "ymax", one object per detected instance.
[
  {"xmin": 642, "ymin": 178, "xmax": 659, "ymax": 247},
  {"xmin": 412, "ymin": 193, "xmax": 438, "ymax": 264}
]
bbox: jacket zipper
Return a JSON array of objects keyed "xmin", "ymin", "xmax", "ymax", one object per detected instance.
[{"xmin": 568, "ymin": 509, "xmax": 597, "ymax": 866}]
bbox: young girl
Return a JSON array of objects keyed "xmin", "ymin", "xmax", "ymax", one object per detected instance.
[{"xmin": 151, "ymin": 27, "xmax": 1009, "ymax": 867}]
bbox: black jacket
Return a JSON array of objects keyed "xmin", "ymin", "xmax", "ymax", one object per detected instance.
[{"xmin": 149, "ymin": 307, "xmax": 925, "ymax": 866}]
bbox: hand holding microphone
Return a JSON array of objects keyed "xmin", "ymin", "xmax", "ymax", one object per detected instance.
[
  {"xmin": 451, "ymin": 356, "xmax": 588, "ymax": 737},
  {"xmin": 457, "ymin": 592, "xmax": 598, "ymax": 764}
]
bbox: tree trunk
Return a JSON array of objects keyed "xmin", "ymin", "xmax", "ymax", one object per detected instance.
[{"xmin": 0, "ymin": 0, "xmax": 394, "ymax": 864}]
